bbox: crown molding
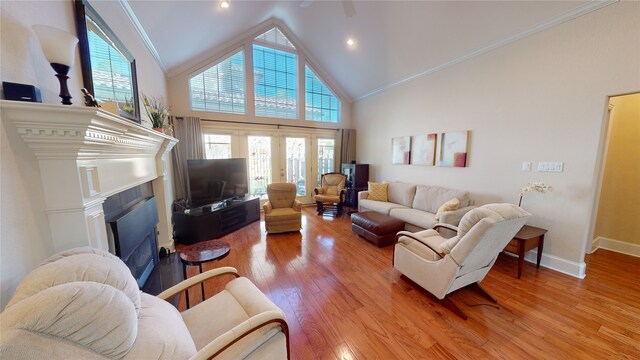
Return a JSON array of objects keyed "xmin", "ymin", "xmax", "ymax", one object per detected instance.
[
  {"xmin": 356, "ymin": 0, "xmax": 618, "ymax": 101},
  {"xmin": 118, "ymin": 0, "xmax": 166, "ymax": 72}
]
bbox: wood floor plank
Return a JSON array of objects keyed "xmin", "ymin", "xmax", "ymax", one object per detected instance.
[{"xmin": 175, "ymin": 208, "xmax": 640, "ymax": 359}]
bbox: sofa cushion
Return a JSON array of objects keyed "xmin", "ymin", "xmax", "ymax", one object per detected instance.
[
  {"xmin": 265, "ymin": 207, "xmax": 301, "ymax": 221},
  {"xmin": 412, "ymin": 185, "xmax": 469, "ymax": 214},
  {"xmin": 390, "ymin": 208, "xmax": 437, "ymax": 229},
  {"xmin": 434, "ymin": 197, "xmax": 460, "ymax": 221},
  {"xmin": 359, "ymin": 199, "xmax": 407, "ymax": 215},
  {"xmin": 385, "ymin": 182, "xmax": 417, "ymax": 207},
  {"xmin": 367, "ymin": 182, "xmax": 388, "ymax": 201}
]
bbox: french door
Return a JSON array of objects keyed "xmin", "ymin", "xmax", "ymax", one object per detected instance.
[
  {"xmin": 279, "ymin": 136, "xmax": 312, "ymax": 203},
  {"xmin": 203, "ymin": 125, "xmax": 337, "ymax": 205}
]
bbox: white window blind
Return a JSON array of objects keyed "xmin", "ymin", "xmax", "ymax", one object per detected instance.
[
  {"xmin": 305, "ymin": 65, "xmax": 340, "ymax": 123},
  {"xmin": 253, "ymin": 44, "xmax": 297, "ymax": 119},
  {"xmin": 190, "ymin": 50, "xmax": 245, "ymax": 114},
  {"xmin": 87, "ymin": 18, "xmax": 134, "ymax": 111}
]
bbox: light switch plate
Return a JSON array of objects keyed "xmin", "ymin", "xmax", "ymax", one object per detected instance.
[
  {"xmin": 537, "ymin": 162, "xmax": 563, "ymax": 172},
  {"xmin": 522, "ymin": 161, "xmax": 531, "ymax": 172}
]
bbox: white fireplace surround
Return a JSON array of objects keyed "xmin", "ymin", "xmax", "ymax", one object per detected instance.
[{"xmin": 1, "ymin": 100, "xmax": 178, "ymax": 253}]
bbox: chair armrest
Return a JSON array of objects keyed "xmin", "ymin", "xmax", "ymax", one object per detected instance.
[
  {"xmin": 263, "ymin": 201, "xmax": 273, "ymax": 214},
  {"xmin": 439, "ymin": 205, "xmax": 475, "ymax": 226},
  {"xmin": 358, "ymin": 191, "xmax": 369, "ymax": 200},
  {"xmin": 432, "ymin": 223, "xmax": 459, "ymax": 232},
  {"xmin": 157, "ymin": 267, "xmax": 239, "ymax": 301},
  {"xmin": 189, "ymin": 310, "xmax": 289, "ymax": 360},
  {"xmin": 293, "ymin": 200, "xmax": 302, "ymax": 211},
  {"xmin": 314, "ymin": 187, "xmax": 324, "ymax": 195},
  {"xmin": 395, "ymin": 231, "xmax": 444, "ymax": 258}
]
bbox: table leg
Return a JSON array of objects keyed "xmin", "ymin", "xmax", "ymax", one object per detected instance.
[
  {"xmin": 518, "ymin": 240, "xmax": 525, "ymax": 279},
  {"xmin": 199, "ymin": 263, "xmax": 204, "ymax": 301},
  {"xmin": 183, "ymin": 263, "xmax": 190, "ymax": 309},
  {"xmin": 536, "ymin": 235, "xmax": 545, "ymax": 269}
]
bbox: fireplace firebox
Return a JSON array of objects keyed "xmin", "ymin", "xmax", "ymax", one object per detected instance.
[{"xmin": 107, "ymin": 196, "xmax": 159, "ymax": 288}]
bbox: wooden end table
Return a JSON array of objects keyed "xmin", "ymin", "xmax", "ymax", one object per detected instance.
[
  {"xmin": 503, "ymin": 225, "xmax": 547, "ymax": 279},
  {"xmin": 179, "ymin": 240, "xmax": 231, "ymax": 308}
]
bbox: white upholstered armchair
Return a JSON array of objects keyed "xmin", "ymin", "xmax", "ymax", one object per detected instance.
[
  {"xmin": 0, "ymin": 247, "xmax": 289, "ymax": 359},
  {"xmin": 393, "ymin": 203, "xmax": 530, "ymax": 319}
]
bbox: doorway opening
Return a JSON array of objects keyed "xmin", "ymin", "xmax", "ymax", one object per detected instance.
[{"xmin": 588, "ymin": 92, "xmax": 640, "ymax": 258}]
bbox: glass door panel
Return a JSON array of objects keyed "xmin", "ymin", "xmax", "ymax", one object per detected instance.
[
  {"xmin": 284, "ymin": 137, "xmax": 307, "ymax": 197},
  {"xmin": 316, "ymin": 138, "xmax": 335, "ymax": 186},
  {"xmin": 204, "ymin": 134, "xmax": 232, "ymax": 159},
  {"xmin": 247, "ymin": 136, "xmax": 272, "ymax": 198}
]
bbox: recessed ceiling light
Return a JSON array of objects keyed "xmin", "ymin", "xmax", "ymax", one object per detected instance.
[
  {"xmin": 346, "ymin": 38, "xmax": 355, "ymax": 47},
  {"xmin": 220, "ymin": 0, "xmax": 230, "ymax": 9}
]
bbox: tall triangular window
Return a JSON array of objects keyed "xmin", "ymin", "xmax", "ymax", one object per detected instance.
[
  {"xmin": 189, "ymin": 49, "xmax": 245, "ymax": 114},
  {"xmin": 305, "ymin": 65, "xmax": 340, "ymax": 123},
  {"xmin": 253, "ymin": 27, "xmax": 297, "ymax": 119}
]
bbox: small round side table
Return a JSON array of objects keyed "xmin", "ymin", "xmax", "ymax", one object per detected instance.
[{"xmin": 179, "ymin": 240, "xmax": 231, "ymax": 308}]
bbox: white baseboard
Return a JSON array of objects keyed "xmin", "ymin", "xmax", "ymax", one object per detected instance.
[
  {"xmin": 524, "ymin": 251, "xmax": 586, "ymax": 279},
  {"xmin": 592, "ymin": 236, "xmax": 640, "ymax": 258},
  {"xmin": 503, "ymin": 251, "xmax": 586, "ymax": 279}
]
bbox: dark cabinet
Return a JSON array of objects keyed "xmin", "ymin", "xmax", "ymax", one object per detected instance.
[
  {"xmin": 173, "ymin": 196, "xmax": 260, "ymax": 245},
  {"xmin": 341, "ymin": 164, "xmax": 369, "ymax": 209}
]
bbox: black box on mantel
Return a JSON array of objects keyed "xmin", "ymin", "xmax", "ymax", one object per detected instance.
[{"xmin": 2, "ymin": 81, "xmax": 42, "ymax": 103}]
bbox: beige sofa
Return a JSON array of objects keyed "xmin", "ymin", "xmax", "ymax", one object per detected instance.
[{"xmin": 358, "ymin": 181, "xmax": 474, "ymax": 231}]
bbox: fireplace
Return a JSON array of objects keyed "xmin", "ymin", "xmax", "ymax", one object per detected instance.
[
  {"xmin": 1, "ymin": 101, "xmax": 178, "ymax": 263},
  {"xmin": 107, "ymin": 197, "xmax": 159, "ymax": 287}
]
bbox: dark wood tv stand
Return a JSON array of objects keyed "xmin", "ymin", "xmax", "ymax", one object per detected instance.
[{"xmin": 173, "ymin": 196, "xmax": 260, "ymax": 245}]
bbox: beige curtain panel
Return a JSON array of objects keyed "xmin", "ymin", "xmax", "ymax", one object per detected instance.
[{"xmin": 171, "ymin": 116, "xmax": 205, "ymax": 200}]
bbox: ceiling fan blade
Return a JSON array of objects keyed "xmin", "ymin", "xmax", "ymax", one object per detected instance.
[{"xmin": 342, "ymin": 0, "xmax": 355, "ymax": 18}]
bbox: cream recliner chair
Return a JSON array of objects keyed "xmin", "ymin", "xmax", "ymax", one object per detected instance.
[
  {"xmin": 263, "ymin": 182, "xmax": 302, "ymax": 233},
  {"xmin": 0, "ymin": 247, "xmax": 289, "ymax": 359},
  {"xmin": 393, "ymin": 203, "xmax": 530, "ymax": 319}
]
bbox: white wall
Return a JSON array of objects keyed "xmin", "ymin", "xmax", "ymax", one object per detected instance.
[
  {"xmin": 353, "ymin": 2, "xmax": 640, "ymax": 276},
  {"xmin": 0, "ymin": 0, "xmax": 168, "ymax": 309}
]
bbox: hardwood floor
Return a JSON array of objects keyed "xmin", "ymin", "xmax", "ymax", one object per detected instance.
[{"xmin": 179, "ymin": 208, "xmax": 640, "ymax": 359}]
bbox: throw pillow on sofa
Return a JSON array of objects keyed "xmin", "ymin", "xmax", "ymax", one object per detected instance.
[
  {"xmin": 435, "ymin": 197, "xmax": 460, "ymax": 221},
  {"xmin": 367, "ymin": 182, "xmax": 388, "ymax": 202}
]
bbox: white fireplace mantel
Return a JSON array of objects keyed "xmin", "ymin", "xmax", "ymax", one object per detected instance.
[{"xmin": 1, "ymin": 100, "xmax": 178, "ymax": 252}]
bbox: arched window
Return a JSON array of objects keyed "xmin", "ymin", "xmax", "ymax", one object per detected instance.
[{"xmin": 188, "ymin": 25, "xmax": 343, "ymax": 123}]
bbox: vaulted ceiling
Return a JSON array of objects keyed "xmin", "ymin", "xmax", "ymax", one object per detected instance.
[{"xmin": 126, "ymin": 0, "xmax": 607, "ymax": 101}]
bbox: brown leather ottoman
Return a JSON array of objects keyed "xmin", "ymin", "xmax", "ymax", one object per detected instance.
[{"xmin": 351, "ymin": 211, "xmax": 405, "ymax": 247}]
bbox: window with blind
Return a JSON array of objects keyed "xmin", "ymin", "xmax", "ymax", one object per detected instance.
[
  {"xmin": 87, "ymin": 17, "xmax": 134, "ymax": 115},
  {"xmin": 253, "ymin": 44, "xmax": 297, "ymax": 119},
  {"xmin": 190, "ymin": 50, "xmax": 246, "ymax": 114},
  {"xmin": 186, "ymin": 25, "xmax": 344, "ymax": 123},
  {"xmin": 305, "ymin": 65, "xmax": 340, "ymax": 123}
]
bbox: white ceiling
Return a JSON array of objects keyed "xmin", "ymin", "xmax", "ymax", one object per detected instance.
[{"xmin": 126, "ymin": 0, "xmax": 607, "ymax": 101}]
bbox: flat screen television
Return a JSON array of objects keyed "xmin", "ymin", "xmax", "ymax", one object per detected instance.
[{"xmin": 187, "ymin": 158, "xmax": 248, "ymax": 208}]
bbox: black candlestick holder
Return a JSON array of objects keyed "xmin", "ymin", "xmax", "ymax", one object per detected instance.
[{"xmin": 50, "ymin": 63, "xmax": 72, "ymax": 105}]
